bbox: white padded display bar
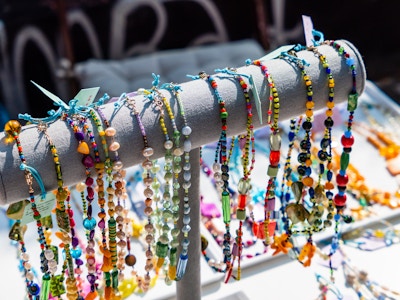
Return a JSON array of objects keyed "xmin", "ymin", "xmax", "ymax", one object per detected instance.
[{"xmin": 0, "ymin": 40, "xmax": 366, "ymax": 205}]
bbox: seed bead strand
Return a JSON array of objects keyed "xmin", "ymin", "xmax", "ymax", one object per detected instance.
[
  {"xmin": 4, "ymin": 120, "xmax": 58, "ymax": 300},
  {"xmin": 162, "ymin": 83, "xmax": 192, "ymax": 281},
  {"xmin": 279, "ymin": 117, "xmax": 302, "ymax": 236},
  {"xmin": 124, "ymin": 95, "xmax": 155, "ymax": 293}
]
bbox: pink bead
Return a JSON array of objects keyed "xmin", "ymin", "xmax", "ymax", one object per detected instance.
[{"xmin": 75, "ymin": 268, "xmax": 83, "ymax": 275}]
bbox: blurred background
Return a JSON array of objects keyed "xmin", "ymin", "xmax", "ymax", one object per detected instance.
[
  {"xmin": 0, "ymin": 0, "xmax": 398, "ymax": 122},
  {"xmin": 1, "ymin": 2, "xmax": 400, "ymax": 299}
]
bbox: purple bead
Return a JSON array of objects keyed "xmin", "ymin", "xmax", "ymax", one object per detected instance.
[
  {"xmin": 72, "ymin": 237, "xmax": 79, "ymax": 247},
  {"xmin": 75, "ymin": 258, "xmax": 84, "ymax": 266},
  {"xmin": 90, "ymin": 229, "xmax": 95, "ymax": 240},
  {"xmin": 232, "ymin": 242, "xmax": 239, "ymax": 256},
  {"xmin": 75, "ymin": 131, "xmax": 85, "ymax": 141},
  {"xmin": 267, "ymin": 197, "xmax": 275, "ymax": 212},
  {"xmin": 98, "ymin": 219, "xmax": 105, "ymax": 229},
  {"xmin": 86, "ymin": 187, "xmax": 94, "ymax": 198},
  {"xmin": 87, "ymin": 274, "xmax": 96, "ymax": 284},
  {"xmin": 82, "ymin": 155, "xmax": 94, "ymax": 168},
  {"xmin": 87, "ymin": 205, "xmax": 92, "ymax": 216}
]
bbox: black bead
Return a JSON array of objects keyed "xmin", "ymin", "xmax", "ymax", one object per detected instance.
[
  {"xmin": 302, "ymin": 121, "xmax": 312, "ymax": 130},
  {"xmin": 343, "ymin": 147, "xmax": 352, "ymax": 153},
  {"xmin": 320, "ymin": 138, "xmax": 330, "ymax": 149},
  {"xmin": 297, "ymin": 165, "xmax": 306, "ymax": 176},
  {"xmin": 318, "ymin": 150, "xmax": 328, "ymax": 161},
  {"xmin": 324, "ymin": 117, "xmax": 334, "ymax": 128},
  {"xmin": 300, "ymin": 140, "xmax": 311, "ymax": 151},
  {"xmin": 297, "ymin": 152, "xmax": 308, "ymax": 163}
]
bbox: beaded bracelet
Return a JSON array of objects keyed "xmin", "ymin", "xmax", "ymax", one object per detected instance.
[{"xmin": 124, "ymin": 94, "xmax": 155, "ymax": 293}]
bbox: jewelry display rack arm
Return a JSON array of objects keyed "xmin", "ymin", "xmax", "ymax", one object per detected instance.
[{"xmin": 0, "ymin": 39, "xmax": 365, "ymax": 300}]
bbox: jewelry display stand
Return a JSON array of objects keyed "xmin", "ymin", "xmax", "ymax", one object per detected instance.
[{"xmin": 0, "ymin": 40, "xmax": 366, "ymax": 300}]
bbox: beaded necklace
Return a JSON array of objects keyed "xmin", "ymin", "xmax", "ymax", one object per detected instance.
[
  {"xmin": 245, "ymin": 59, "xmax": 281, "ymax": 248},
  {"xmin": 323, "ymin": 40, "xmax": 358, "ymax": 213},
  {"xmin": 37, "ymin": 123, "xmax": 77, "ymax": 298},
  {"xmin": 150, "ymin": 76, "xmax": 185, "ymax": 282},
  {"xmin": 214, "ymin": 68, "xmax": 257, "ymax": 281},
  {"xmin": 187, "ymin": 71, "xmax": 235, "ymax": 278},
  {"xmin": 161, "ymin": 82, "xmax": 193, "ymax": 281},
  {"xmin": 96, "ymin": 99, "xmax": 130, "ymax": 293},
  {"xmin": 88, "ymin": 105, "xmax": 124, "ymax": 299},
  {"xmin": 4, "ymin": 120, "xmax": 59, "ymax": 300},
  {"xmin": 138, "ymin": 78, "xmax": 179, "ymax": 282},
  {"xmin": 62, "ymin": 112, "xmax": 99, "ymax": 298},
  {"xmin": 124, "ymin": 94, "xmax": 155, "ymax": 293},
  {"xmin": 279, "ymin": 51, "xmax": 320, "ymax": 266},
  {"xmin": 307, "ymin": 46, "xmax": 336, "ymax": 217}
]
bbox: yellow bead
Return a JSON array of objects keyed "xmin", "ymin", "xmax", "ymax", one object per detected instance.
[
  {"xmin": 306, "ymin": 101, "xmax": 314, "ymax": 109},
  {"xmin": 327, "ymin": 101, "xmax": 335, "ymax": 109},
  {"xmin": 305, "ymin": 110, "xmax": 313, "ymax": 118},
  {"xmin": 77, "ymin": 141, "xmax": 90, "ymax": 154},
  {"xmin": 305, "ymin": 159, "xmax": 312, "ymax": 167},
  {"xmin": 4, "ymin": 120, "xmax": 21, "ymax": 135},
  {"xmin": 326, "ymin": 109, "xmax": 333, "ymax": 117},
  {"xmin": 168, "ymin": 265, "xmax": 177, "ymax": 280}
]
